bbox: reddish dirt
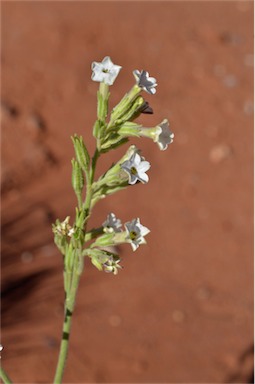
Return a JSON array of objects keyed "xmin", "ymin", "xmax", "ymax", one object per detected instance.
[{"xmin": 1, "ymin": 2, "xmax": 254, "ymax": 383}]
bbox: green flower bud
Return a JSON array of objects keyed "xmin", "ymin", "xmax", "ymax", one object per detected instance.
[
  {"xmin": 100, "ymin": 134, "xmax": 128, "ymax": 152},
  {"xmin": 72, "ymin": 135, "xmax": 90, "ymax": 172},
  {"xmin": 93, "ymin": 120, "xmax": 101, "ymax": 139},
  {"xmin": 113, "ymin": 96, "xmax": 144, "ymax": 125},
  {"xmin": 71, "ymin": 159, "xmax": 84, "ymax": 195},
  {"xmin": 110, "ymin": 85, "xmax": 141, "ymax": 123}
]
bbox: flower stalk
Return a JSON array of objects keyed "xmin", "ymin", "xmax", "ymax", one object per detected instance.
[
  {"xmin": 3, "ymin": 56, "xmax": 174, "ymax": 384},
  {"xmin": 51, "ymin": 57, "xmax": 174, "ymax": 382}
]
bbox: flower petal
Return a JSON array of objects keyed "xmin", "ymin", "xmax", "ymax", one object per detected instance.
[
  {"xmin": 138, "ymin": 160, "xmax": 151, "ymax": 173},
  {"xmin": 138, "ymin": 172, "xmax": 149, "ymax": 183}
]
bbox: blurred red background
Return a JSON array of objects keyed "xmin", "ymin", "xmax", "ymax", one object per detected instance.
[{"xmin": 1, "ymin": 1, "xmax": 253, "ymax": 383}]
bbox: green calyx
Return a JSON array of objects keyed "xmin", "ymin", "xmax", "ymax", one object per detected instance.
[
  {"xmin": 72, "ymin": 135, "xmax": 90, "ymax": 173},
  {"xmin": 71, "ymin": 159, "xmax": 84, "ymax": 195}
]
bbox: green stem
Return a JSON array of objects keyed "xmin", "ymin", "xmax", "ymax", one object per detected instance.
[
  {"xmin": 53, "ymin": 148, "xmax": 100, "ymax": 383},
  {"xmin": 53, "ymin": 270, "xmax": 80, "ymax": 384},
  {"xmin": 0, "ymin": 367, "xmax": 12, "ymax": 384},
  {"xmin": 76, "ymin": 193, "xmax": 83, "ymax": 210},
  {"xmin": 53, "ymin": 307, "xmax": 72, "ymax": 384},
  {"xmin": 84, "ymin": 227, "xmax": 104, "ymax": 243}
]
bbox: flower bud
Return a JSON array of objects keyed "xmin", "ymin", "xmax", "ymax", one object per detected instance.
[
  {"xmin": 109, "ymin": 96, "xmax": 144, "ymax": 127},
  {"xmin": 93, "ymin": 120, "xmax": 101, "ymax": 139},
  {"xmin": 72, "ymin": 135, "xmax": 90, "ymax": 172},
  {"xmin": 86, "ymin": 248, "xmax": 121, "ymax": 274},
  {"xmin": 110, "ymin": 85, "xmax": 141, "ymax": 123},
  {"xmin": 71, "ymin": 159, "xmax": 84, "ymax": 195}
]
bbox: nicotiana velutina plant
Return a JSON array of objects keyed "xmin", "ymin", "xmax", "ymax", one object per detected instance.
[{"xmin": 0, "ymin": 56, "xmax": 174, "ymax": 384}]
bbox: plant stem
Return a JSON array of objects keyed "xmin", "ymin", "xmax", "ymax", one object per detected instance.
[
  {"xmin": 0, "ymin": 367, "xmax": 12, "ymax": 384},
  {"xmin": 53, "ymin": 148, "xmax": 100, "ymax": 383},
  {"xmin": 53, "ymin": 307, "xmax": 72, "ymax": 384},
  {"xmin": 53, "ymin": 270, "xmax": 80, "ymax": 384}
]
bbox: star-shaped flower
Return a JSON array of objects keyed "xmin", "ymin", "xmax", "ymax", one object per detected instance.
[
  {"xmin": 125, "ymin": 218, "xmax": 150, "ymax": 251},
  {"xmin": 156, "ymin": 119, "xmax": 174, "ymax": 150},
  {"xmin": 91, "ymin": 56, "xmax": 122, "ymax": 85},
  {"xmin": 133, "ymin": 70, "xmax": 157, "ymax": 94},
  {"xmin": 104, "ymin": 256, "xmax": 122, "ymax": 275},
  {"xmin": 121, "ymin": 152, "xmax": 151, "ymax": 185},
  {"xmin": 103, "ymin": 213, "xmax": 122, "ymax": 233},
  {"xmin": 53, "ymin": 216, "xmax": 74, "ymax": 237}
]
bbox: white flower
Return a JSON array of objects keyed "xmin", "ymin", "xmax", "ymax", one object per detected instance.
[
  {"xmin": 104, "ymin": 256, "xmax": 122, "ymax": 275},
  {"xmin": 156, "ymin": 119, "xmax": 174, "ymax": 150},
  {"xmin": 103, "ymin": 213, "xmax": 122, "ymax": 233},
  {"xmin": 133, "ymin": 70, "xmax": 157, "ymax": 94},
  {"xmin": 91, "ymin": 56, "xmax": 122, "ymax": 85},
  {"xmin": 53, "ymin": 216, "xmax": 74, "ymax": 237},
  {"xmin": 67, "ymin": 227, "xmax": 75, "ymax": 237},
  {"xmin": 125, "ymin": 218, "xmax": 150, "ymax": 251},
  {"xmin": 121, "ymin": 152, "xmax": 151, "ymax": 185}
]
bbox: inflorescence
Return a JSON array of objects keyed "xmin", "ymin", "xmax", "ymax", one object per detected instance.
[{"xmin": 53, "ymin": 56, "xmax": 174, "ymax": 275}]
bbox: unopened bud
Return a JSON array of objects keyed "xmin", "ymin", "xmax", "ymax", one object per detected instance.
[
  {"xmin": 114, "ymin": 96, "xmax": 144, "ymax": 124},
  {"xmin": 72, "ymin": 135, "xmax": 90, "ymax": 172},
  {"xmin": 71, "ymin": 159, "xmax": 84, "ymax": 194}
]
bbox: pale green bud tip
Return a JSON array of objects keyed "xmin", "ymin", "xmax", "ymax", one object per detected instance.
[{"xmin": 91, "ymin": 56, "xmax": 122, "ymax": 85}]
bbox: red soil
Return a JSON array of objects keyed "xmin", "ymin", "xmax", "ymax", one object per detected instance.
[{"xmin": 1, "ymin": 2, "xmax": 253, "ymax": 383}]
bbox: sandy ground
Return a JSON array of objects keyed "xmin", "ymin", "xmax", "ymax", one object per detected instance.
[{"xmin": 1, "ymin": 1, "xmax": 254, "ymax": 383}]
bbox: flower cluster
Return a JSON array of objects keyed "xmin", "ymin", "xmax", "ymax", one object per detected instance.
[
  {"xmin": 85, "ymin": 213, "xmax": 150, "ymax": 273},
  {"xmin": 53, "ymin": 56, "xmax": 174, "ymax": 276},
  {"xmin": 91, "ymin": 56, "xmax": 174, "ymax": 152},
  {"xmin": 102, "ymin": 213, "xmax": 150, "ymax": 252}
]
